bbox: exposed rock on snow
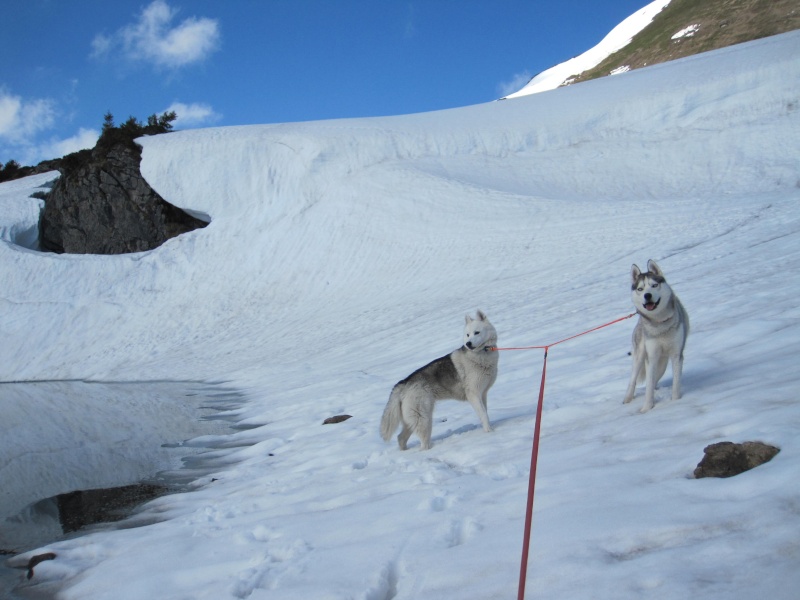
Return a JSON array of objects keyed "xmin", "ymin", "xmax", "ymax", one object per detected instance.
[
  {"xmin": 39, "ymin": 137, "xmax": 207, "ymax": 254},
  {"xmin": 693, "ymin": 441, "xmax": 780, "ymax": 478},
  {"xmin": 323, "ymin": 415, "xmax": 353, "ymax": 424}
]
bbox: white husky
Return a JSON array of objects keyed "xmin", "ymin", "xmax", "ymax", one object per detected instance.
[
  {"xmin": 623, "ymin": 259, "xmax": 690, "ymax": 412},
  {"xmin": 380, "ymin": 311, "xmax": 499, "ymax": 450}
]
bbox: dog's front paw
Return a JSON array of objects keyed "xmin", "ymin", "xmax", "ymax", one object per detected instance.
[
  {"xmin": 622, "ymin": 395, "xmax": 633, "ymax": 404},
  {"xmin": 639, "ymin": 403, "xmax": 653, "ymax": 413}
]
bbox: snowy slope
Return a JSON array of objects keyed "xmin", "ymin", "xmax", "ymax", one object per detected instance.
[
  {"xmin": 1, "ymin": 30, "xmax": 799, "ymax": 599},
  {"xmin": 504, "ymin": 0, "xmax": 672, "ymax": 98}
]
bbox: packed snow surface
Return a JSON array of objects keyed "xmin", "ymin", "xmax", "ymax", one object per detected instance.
[
  {"xmin": 505, "ymin": 0, "xmax": 671, "ymax": 97},
  {"xmin": 1, "ymin": 30, "xmax": 799, "ymax": 599}
]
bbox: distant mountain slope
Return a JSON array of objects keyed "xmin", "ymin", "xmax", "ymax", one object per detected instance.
[
  {"xmin": 576, "ymin": 0, "xmax": 800, "ymax": 84},
  {"xmin": 509, "ymin": 0, "xmax": 800, "ymax": 97}
]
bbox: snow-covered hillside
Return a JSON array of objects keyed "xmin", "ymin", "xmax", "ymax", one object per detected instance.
[
  {"xmin": 504, "ymin": 0, "xmax": 672, "ymax": 97},
  {"xmin": 1, "ymin": 29, "xmax": 799, "ymax": 599}
]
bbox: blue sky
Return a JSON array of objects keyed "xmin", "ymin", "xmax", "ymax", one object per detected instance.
[{"xmin": 1, "ymin": 0, "xmax": 650, "ymax": 165}]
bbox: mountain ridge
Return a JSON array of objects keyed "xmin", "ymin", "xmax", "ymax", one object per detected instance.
[
  {"xmin": 510, "ymin": 0, "xmax": 800, "ymax": 97},
  {"xmin": 574, "ymin": 0, "xmax": 800, "ymax": 86}
]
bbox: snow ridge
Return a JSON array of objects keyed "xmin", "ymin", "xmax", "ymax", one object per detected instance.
[{"xmin": 504, "ymin": 0, "xmax": 672, "ymax": 97}]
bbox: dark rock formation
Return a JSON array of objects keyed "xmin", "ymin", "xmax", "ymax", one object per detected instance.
[
  {"xmin": 323, "ymin": 414, "xmax": 353, "ymax": 425},
  {"xmin": 694, "ymin": 441, "xmax": 780, "ymax": 478},
  {"xmin": 39, "ymin": 136, "xmax": 207, "ymax": 254}
]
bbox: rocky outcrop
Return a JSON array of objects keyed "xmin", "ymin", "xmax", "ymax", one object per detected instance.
[
  {"xmin": 323, "ymin": 415, "xmax": 353, "ymax": 425},
  {"xmin": 693, "ymin": 441, "xmax": 780, "ymax": 478},
  {"xmin": 39, "ymin": 136, "xmax": 207, "ymax": 254}
]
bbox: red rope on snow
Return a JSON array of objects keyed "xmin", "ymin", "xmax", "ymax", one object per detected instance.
[
  {"xmin": 493, "ymin": 312, "xmax": 636, "ymax": 354},
  {"xmin": 517, "ymin": 347, "xmax": 548, "ymax": 600},
  {"xmin": 491, "ymin": 312, "xmax": 636, "ymax": 600}
]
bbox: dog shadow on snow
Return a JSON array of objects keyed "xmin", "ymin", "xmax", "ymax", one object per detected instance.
[
  {"xmin": 425, "ymin": 413, "xmax": 528, "ymax": 449},
  {"xmin": 427, "ymin": 420, "xmax": 482, "ymax": 448}
]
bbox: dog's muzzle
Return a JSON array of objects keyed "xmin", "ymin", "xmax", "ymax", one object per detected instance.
[{"xmin": 643, "ymin": 294, "xmax": 660, "ymax": 311}]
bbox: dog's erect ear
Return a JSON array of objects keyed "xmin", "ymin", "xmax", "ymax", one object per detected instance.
[
  {"xmin": 465, "ymin": 314, "xmax": 473, "ymax": 324},
  {"xmin": 476, "ymin": 309, "xmax": 487, "ymax": 322},
  {"xmin": 631, "ymin": 264, "xmax": 641, "ymax": 283},
  {"xmin": 647, "ymin": 259, "xmax": 663, "ymax": 277}
]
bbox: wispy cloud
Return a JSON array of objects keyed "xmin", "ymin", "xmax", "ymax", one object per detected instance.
[
  {"xmin": 497, "ymin": 71, "xmax": 533, "ymax": 98},
  {"xmin": 0, "ymin": 88, "xmax": 100, "ymax": 164},
  {"xmin": 164, "ymin": 101, "xmax": 221, "ymax": 128},
  {"xmin": 92, "ymin": 0, "xmax": 220, "ymax": 70},
  {"xmin": 0, "ymin": 90, "xmax": 56, "ymax": 144},
  {"xmin": 40, "ymin": 128, "xmax": 99, "ymax": 160},
  {"xmin": 404, "ymin": 4, "xmax": 417, "ymax": 39}
]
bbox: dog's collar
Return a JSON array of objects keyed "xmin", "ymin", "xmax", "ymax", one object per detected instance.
[{"xmin": 463, "ymin": 344, "xmax": 495, "ymax": 352}]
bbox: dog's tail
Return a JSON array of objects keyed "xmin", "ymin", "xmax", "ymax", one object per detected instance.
[{"xmin": 380, "ymin": 386, "xmax": 402, "ymax": 442}]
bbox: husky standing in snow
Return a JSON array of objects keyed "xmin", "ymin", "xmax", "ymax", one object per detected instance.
[
  {"xmin": 380, "ymin": 311, "xmax": 499, "ymax": 450},
  {"xmin": 623, "ymin": 260, "xmax": 690, "ymax": 413}
]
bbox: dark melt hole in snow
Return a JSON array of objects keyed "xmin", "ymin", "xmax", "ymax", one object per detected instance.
[
  {"xmin": 1, "ymin": 380, "xmax": 250, "ymax": 597},
  {"xmin": 57, "ymin": 483, "xmax": 173, "ymax": 534}
]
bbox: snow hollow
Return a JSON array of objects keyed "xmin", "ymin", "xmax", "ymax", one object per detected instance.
[{"xmin": 1, "ymin": 30, "xmax": 799, "ymax": 599}]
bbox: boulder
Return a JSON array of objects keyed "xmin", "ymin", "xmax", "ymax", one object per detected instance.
[
  {"xmin": 39, "ymin": 137, "xmax": 207, "ymax": 254},
  {"xmin": 693, "ymin": 441, "xmax": 780, "ymax": 478},
  {"xmin": 323, "ymin": 415, "xmax": 353, "ymax": 425}
]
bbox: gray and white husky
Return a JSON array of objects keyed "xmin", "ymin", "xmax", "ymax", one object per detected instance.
[
  {"xmin": 380, "ymin": 311, "xmax": 499, "ymax": 450},
  {"xmin": 623, "ymin": 260, "xmax": 690, "ymax": 412}
]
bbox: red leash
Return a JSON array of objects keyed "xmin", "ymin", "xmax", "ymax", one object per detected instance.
[
  {"xmin": 516, "ymin": 347, "xmax": 548, "ymax": 600},
  {"xmin": 492, "ymin": 312, "xmax": 636, "ymax": 600},
  {"xmin": 493, "ymin": 312, "xmax": 636, "ymax": 353}
]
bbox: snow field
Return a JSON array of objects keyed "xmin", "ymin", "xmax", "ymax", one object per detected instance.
[{"xmin": 0, "ymin": 30, "xmax": 798, "ymax": 599}]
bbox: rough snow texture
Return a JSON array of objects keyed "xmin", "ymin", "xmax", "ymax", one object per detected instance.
[{"xmin": 1, "ymin": 30, "xmax": 799, "ymax": 600}]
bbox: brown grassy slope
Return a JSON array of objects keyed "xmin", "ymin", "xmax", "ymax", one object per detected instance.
[{"xmin": 568, "ymin": 0, "xmax": 800, "ymax": 86}]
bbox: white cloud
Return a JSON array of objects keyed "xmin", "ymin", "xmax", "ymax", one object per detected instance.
[
  {"xmin": 0, "ymin": 88, "xmax": 97, "ymax": 164},
  {"xmin": 90, "ymin": 33, "xmax": 112, "ymax": 58},
  {"xmin": 165, "ymin": 101, "xmax": 221, "ymax": 128},
  {"xmin": 0, "ymin": 90, "xmax": 56, "ymax": 143},
  {"xmin": 40, "ymin": 128, "xmax": 99, "ymax": 160},
  {"xmin": 2, "ymin": 128, "xmax": 100, "ymax": 166},
  {"xmin": 0, "ymin": 94, "xmax": 21, "ymax": 135},
  {"xmin": 92, "ymin": 0, "xmax": 220, "ymax": 69},
  {"xmin": 497, "ymin": 71, "xmax": 533, "ymax": 98}
]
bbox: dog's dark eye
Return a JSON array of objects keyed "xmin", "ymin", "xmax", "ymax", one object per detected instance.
[{"xmin": 474, "ymin": 331, "xmax": 480, "ymax": 335}]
